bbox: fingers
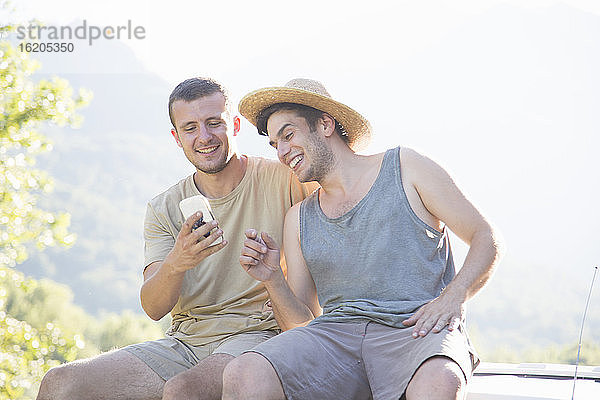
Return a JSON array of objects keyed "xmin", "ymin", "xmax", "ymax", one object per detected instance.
[
  {"xmin": 239, "ymin": 255, "xmax": 259, "ymax": 269},
  {"xmin": 261, "ymin": 232, "xmax": 279, "ymax": 250},
  {"xmin": 191, "ymin": 221, "xmax": 226, "ymax": 253},
  {"xmin": 240, "ymin": 236, "xmax": 268, "ymax": 266},
  {"xmin": 431, "ymin": 314, "xmax": 452, "ymax": 333},
  {"xmin": 412, "ymin": 313, "xmax": 435, "ymax": 338},
  {"xmin": 245, "ymin": 228, "xmax": 258, "ymax": 239},
  {"xmin": 243, "ymin": 237, "xmax": 268, "ymax": 255},
  {"xmin": 192, "ymin": 219, "xmax": 218, "ymax": 240},
  {"xmin": 403, "ymin": 303, "xmax": 444, "ymax": 337},
  {"xmin": 408, "ymin": 310, "xmax": 461, "ymax": 338},
  {"xmin": 408, "ymin": 309, "xmax": 433, "ymax": 338},
  {"xmin": 202, "ymin": 228, "xmax": 225, "ymax": 247},
  {"xmin": 199, "ymin": 238, "xmax": 228, "ymax": 257},
  {"xmin": 239, "ymin": 229, "xmax": 271, "ymax": 271},
  {"xmin": 169, "ymin": 217, "xmax": 226, "ymax": 273},
  {"xmin": 448, "ymin": 317, "xmax": 461, "ymax": 332},
  {"xmin": 240, "ymin": 248, "xmax": 262, "ymax": 265},
  {"xmin": 402, "ymin": 307, "xmax": 422, "ymax": 327},
  {"xmin": 182, "ymin": 212, "xmax": 204, "ymax": 233},
  {"xmin": 242, "ymin": 230, "xmax": 274, "ymax": 256}
]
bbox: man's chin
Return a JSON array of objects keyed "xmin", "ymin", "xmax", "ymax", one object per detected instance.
[
  {"xmin": 197, "ymin": 164, "xmax": 227, "ymax": 175},
  {"xmin": 194, "ymin": 156, "xmax": 231, "ymax": 175}
]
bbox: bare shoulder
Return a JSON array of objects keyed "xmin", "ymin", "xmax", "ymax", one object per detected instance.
[
  {"xmin": 399, "ymin": 147, "xmax": 454, "ymax": 184},
  {"xmin": 285, "ymin": 202, "xmax": 302, "ymax": 220},
  {"xmin": 399, "ymin": 147, "xmax": 441, "ymax": 169},
  {"xmin": 284, "ymin": 202, "xmax": 302, "ymax": 232},
  {"xmin": 398, "ymin": 146, "xmax": 421, "ymax": 163}
]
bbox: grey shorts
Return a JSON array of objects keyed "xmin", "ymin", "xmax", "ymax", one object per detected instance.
[
  {"xmin": 249, "ymin": 321, "xmax": 478, "ymax": 400},
  {"xmin": 123, "ymin": 330, "xmax": 278, "ymax": 381}
]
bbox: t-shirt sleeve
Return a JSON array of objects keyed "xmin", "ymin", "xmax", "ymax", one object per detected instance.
[{"xmin": 143, "ymin": 202, "xmax": 175, "ymax": 270}]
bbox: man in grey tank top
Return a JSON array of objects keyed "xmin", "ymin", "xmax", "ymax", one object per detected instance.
[{"xmin": 223, "ymin": 79, "xmax": 504, "ymax": 400}]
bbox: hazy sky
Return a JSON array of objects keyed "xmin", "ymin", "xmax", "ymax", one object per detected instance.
[{"xmin": 4, "ymin": 1, "xmax": 600, "ymax": 289}]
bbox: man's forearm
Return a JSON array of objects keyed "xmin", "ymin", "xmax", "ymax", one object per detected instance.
[
  {"xmin": 140, "ymin": 260, "xmax": 185, "ymax": 321},
  {"xmin": 265, "ymin": 271, "xmax": 316, "ymax": 331},
  {"xmin": 445, "ymin": 225, "xmax": 504, "ymax": 302}
]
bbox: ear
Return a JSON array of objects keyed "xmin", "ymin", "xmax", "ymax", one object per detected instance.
[
  {"xmin": 320, "ymin": 113, "xmax": 336, "ymax": 138},
  {"xmin": 233, "ymin": 116, "xmax": 240, "ymax": 136},
  {"xmin": 171, "ymin": 128, "xmax": 183, "ymax": 148}
]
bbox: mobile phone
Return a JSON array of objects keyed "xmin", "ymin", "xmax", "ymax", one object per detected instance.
[{"xmin": 179, "ymin": 195, "xmax": 223, "ymax": 243}]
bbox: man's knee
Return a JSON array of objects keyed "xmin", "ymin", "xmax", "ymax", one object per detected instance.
[
  {"xmin": 163, "ymin": 373, "xmax": 192, "ymax": 400},
  {"xmin": 222, "ymin": 354, "xmax": 255, "ymax": 392},
  {"xmin": 406, "ymin": 357, "xmax": 466, "ymax": 400},
  {"xmin": 437, "ymin": 361, "xmax": 465, "ymax": 394},
  {"xmin": 163, "ymin": 353, "xmax": 235, "ymax": 400},
  {"xmin": 37, "ymin": 363, "xmax": 78, "ymax": 400},
  {"xmin": 37, "ymin": 349, "xmax": 164, "ymax": 400},
  {"xmin": 222, "ymin": 353, "xmax": 283, "ymax": 400}
]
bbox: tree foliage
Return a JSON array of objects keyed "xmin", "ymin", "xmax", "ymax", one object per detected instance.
[
  {"xmin": 0, "ymin": 267, "xmax": 165, "ymax": 398},
  {"xmin": 0, "ymin": 267, "xmax": 83, "ymax": 399},
  {"xmin": 2, "ymin": 267, "xmax": 166, "ymax": 354},
  {"xmin": 0, "ymin": 35, "xmax": 91, "ymax": 268},
  {"xmin": 0, "ymin": 17, "xmax": 91, "ymax": 398},
  {"xmin": 0, "ymin": 14, "xmax": 169, "ymax": 398}
]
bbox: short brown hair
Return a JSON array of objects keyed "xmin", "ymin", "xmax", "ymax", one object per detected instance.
[{"xmin": 168, "ymin": 77, "xmax": 231, "ymax": 129}]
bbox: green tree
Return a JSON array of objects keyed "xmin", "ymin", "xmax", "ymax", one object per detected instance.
[
  {"xmin": 0, "ymin": 37, "xmax": 91, "ymax": 268},
  {"xmin": 0, "ymin": 266, "xmax": 165, "ymax": 398},
  {"xmin": 0, "ymin": 17, "xmax": 91, "ymax": 398},
  {"xmin": 0, "ymin": 267, "xmax": 83, "ymax": 399},
  {"xmin": 2, "ymin": 267, "xmax": 166, "ymax": 356}
]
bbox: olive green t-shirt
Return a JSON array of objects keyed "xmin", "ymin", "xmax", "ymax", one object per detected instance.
[{"xmin": 143, "ymin": 156, "xmax": 314, "ymax": 346}]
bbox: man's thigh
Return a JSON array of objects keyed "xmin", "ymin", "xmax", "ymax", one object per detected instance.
[
  {"xmin": 362, "ymin": 323, "xmax": 477, "ymax": 400},
  {"xmin": 250, "ymin": 322, "xmax": 372, "ymax": 400},
  {"xmin": 124, "ymin": 331, "xmax": 279, "ymax": 382},
  {"xmin": 163, "ymin": 353, "xmax": 235, "ymax": 400},
  {"xmin": 162, "ymin": 332, "xmax": 278, "ymax": 399},
  {"xmin": 213, "ymin": 330, "xmax": 279, "ymax": 357},
  {"xmin": 123, "ymin": 337, "xmax": 207, "ymax": 381},
  {"xmin": 37, "ymin": 348, "xmax": 164, "ymax": 400}
]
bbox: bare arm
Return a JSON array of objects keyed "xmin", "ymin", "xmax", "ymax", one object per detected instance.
[
  {"xmin": 240, "ymin": 203, "xmax": 321, "ymax": 330},
  {"xmin": 140, "ymin": 212, "xmax": 227, "ymax": 321},
  {"xmin": 400, "ymin": 148, "xmax": 505, "ymax": 336}
]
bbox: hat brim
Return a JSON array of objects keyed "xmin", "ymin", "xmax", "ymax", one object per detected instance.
[{"xmin": 239, "ymin": 87, "xmax": 372, "ymax": 152}]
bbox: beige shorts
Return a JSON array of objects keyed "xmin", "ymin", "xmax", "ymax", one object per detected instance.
[
  {"xmin": 123, "ymin": 330, "xmax": 278, "ymax": 381},
  {"xmin": 249, "ymin": 321, "xmax": 478, "ymax": 400}
]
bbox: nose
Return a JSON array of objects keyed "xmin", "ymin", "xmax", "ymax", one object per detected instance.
[
  {"xmin": 277, "ymin": 141, "xmax": 290, "ymax": 162},
  {"xmin": 195, "ymin": 123, "xmax": 212, "ymax": 143}
]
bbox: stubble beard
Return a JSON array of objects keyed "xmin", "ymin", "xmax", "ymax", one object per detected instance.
[
  {"xmin": 187, "ymin": 147, "xmax": 230, "ymax": 175},
  {"xmin": 300, "ymin": 128, "xmax": 335, "ymax": 183}
]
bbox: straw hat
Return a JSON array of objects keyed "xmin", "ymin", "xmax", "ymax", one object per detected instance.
[{"xmin": 238, "ymin": 78, "xmax": 372, "ymax": 152}]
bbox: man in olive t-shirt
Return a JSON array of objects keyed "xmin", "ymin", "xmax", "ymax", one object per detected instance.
[{"xmin": 36, "ymin": 78, "xmax": 315, "ymax": 400}]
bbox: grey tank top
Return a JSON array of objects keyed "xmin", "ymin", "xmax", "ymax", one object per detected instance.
[{"xmin": 299, "ymin": 147, "xmax": 455, "ymax": 328}]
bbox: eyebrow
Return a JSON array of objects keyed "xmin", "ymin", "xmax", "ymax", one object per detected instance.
[
  {"xmin": 179, "ymin": 116, "xmax": 224, "ymax": 129},
  {"xmin": 180, "ymin": 121, "xmax": 196, "ymax": 129},
  {"xmin": 268, "ymin": 123, "xmax": 293, "ymax": 148}
]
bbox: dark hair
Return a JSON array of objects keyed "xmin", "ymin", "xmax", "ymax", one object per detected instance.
[
  {"xmin": 168, "ymin": 77, "xmax": 231, "ymax": 129},
  {"xmin": 256, "ymin": 103, "xmax": 348, "ymax": 142}
]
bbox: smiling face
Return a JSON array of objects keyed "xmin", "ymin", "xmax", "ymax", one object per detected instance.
[
  {"xmin": 267, "ymin": 109, "xmax": 334, "ymax": 183},
  {"xmin": 170, "ymin": 92, "xmax": 235, "ymax": 174}
]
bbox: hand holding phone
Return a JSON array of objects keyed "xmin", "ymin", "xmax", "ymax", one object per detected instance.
[{"xmin": 179, "ymin": 196, "xmax": 223, "ymax": 244}]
